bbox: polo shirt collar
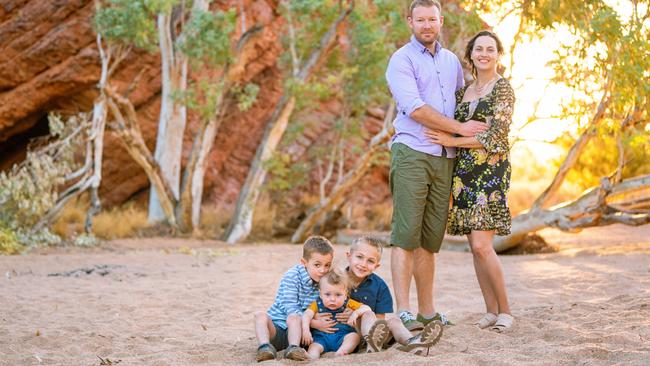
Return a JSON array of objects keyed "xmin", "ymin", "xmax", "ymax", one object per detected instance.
[{"xmin": 409, "ymin": 35, "xmax": 441, "ymax": 55}]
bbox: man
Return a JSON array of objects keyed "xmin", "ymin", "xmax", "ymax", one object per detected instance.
[{"xmin": 385, "ymin": 0, "xmax": 487, "ymax": 331}]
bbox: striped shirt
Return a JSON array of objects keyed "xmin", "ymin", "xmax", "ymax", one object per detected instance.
[{"xmin": 267, "ymin": 264, "xmax": 320, "ymax": 329}]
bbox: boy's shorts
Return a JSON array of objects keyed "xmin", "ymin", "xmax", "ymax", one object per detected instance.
[
  {"xmin": 270, "ymin": 322, "xmax": 289, "ymax": 351},
  {"xmin": 389, "ymin": 143, "xmax": 453, "ymax": 253},
  {"xmin": 312, "ymin": 330, "xmax": 355, "ymax": 353}
]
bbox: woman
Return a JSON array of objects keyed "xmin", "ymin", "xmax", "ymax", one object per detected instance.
[{"xmin": 426, "ymin": 30, "xmax": 514, "ymax": 332}]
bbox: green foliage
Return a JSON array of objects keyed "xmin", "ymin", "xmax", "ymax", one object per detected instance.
[
  {"xmin": 510, "ymin": 0, "xmax": 650, "ymax": 188},
  {"xmin": 0, "ymin": 114, "xmax": 87, "ymax": 251},
  {"xmin": 0, "ymin": 227, "xmax": 21, "ymax": 255},
  {"xmin": 94, "ymin": 0, "xmax": 163, "ymax": 51},
  {"xmin": 263, "ymin": 153, "xmax": 310, "ymax": 192},
  {"xmin": 235, "ymin": 83, "xmax": 261, "ymax": 111},
  {"xmin": 178, "ymin": 9, "xmax": 237, "ymax": 65}
]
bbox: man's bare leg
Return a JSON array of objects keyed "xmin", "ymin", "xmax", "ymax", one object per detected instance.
[
  {"xmin": 413, "ymin": 247, "xmax": 436, "ymax": 317},
  {"xmin": 391, "ymin": 247, "xmax": 414, "ymax": 313}
]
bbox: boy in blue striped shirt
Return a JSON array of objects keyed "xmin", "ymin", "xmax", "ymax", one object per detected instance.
[{"xmin": 254, "ymin": 236, "xmax": 334, "ymax": 362}]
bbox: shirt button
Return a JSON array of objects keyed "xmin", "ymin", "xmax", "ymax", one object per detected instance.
[{"xmin": 444, "ymin": 99, "xmax": 447, "ymax": 102}]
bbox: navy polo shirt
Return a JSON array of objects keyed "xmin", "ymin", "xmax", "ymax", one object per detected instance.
[{"xmin": 348, "ymin": 270, "xmax": 394, "ymax": 315}]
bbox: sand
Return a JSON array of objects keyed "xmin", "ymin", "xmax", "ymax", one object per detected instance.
[{"xmin": 1, "ymin": 224, "xmax": 649, "ymax": 365}]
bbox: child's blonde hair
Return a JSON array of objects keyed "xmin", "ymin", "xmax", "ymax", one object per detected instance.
[
  {"xmin": 303, "ymin": 235, "xmax": 334, "ymax": 260},
  {"xmin": 320, "ymin": 269, "xmax": 350, "ymax": 291},
  {"xmin": 350, "ymin": 235, "xmax": 384, "ymax": 258}
]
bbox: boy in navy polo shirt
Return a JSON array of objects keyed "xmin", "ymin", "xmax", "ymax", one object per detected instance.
[
  {"xmin": 328, "ymin": 236, "xmax": 443, "ymax": 354},
  {"xmin": 254, "ymin": 236, "xmax": 334, "ymax": 362}
]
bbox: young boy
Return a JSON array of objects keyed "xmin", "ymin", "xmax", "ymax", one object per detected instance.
[
  {"xmin": 301, "ymin": 270, "xmax": 387, "ymax": 360},
  {"xmin": 254, "ymin": 235, "xmax": 334, "ymax": 362},
  {"xmin": 335, "ymin": 236, "xmax": 443, "ymax": 354}
]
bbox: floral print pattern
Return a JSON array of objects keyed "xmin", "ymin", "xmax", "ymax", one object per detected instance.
[{"xmin": 447, "ymin": 78, "xmax": 515, "ymax": 236}]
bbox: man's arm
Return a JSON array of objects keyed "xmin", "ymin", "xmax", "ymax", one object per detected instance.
[
  {"xmin": 411, "ymin": 105, "xmax": 487, "ymax": 136},
  {"xmin": 386, "ymin": 52, "xmax": 487, "ymax": 137}
]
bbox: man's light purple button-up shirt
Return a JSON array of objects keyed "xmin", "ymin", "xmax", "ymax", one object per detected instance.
[{"xmin": 386, "ymin": 36, "xmax": 464, "ymax": 158}]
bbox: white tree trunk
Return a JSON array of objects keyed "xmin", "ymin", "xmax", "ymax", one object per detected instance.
[{"xmin": 149, "ymin": 13, "xmax": 188, "ymax": 222}]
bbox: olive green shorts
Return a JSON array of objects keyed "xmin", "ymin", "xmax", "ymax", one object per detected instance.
[{"xmin": 389, "ymin": 143, "xmax": 454, "ymax": 253}]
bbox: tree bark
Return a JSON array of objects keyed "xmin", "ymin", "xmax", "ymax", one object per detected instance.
[
  {"xmin": 105, "ymin": 87, "xmax": 178, "ymax": 226},
  {"xmin": 148, "ymin": 12, "xmax": 188, "ymax": 222},
  {"xmin": 223, "ymin": 1, "xmax": 355, "ymax": 244}
]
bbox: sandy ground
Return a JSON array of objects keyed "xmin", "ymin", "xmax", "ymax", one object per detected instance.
[{"xmin": 1, "ymin": 224, "xmax": 649, "ymax": 366}]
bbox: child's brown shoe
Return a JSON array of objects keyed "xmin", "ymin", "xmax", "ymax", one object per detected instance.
[{"xmin": 255, "ymin": 343, "xmax": 276, "ymax": 362}]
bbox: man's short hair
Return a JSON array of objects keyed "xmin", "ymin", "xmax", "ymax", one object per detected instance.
[
  {"xmin": 351, "ymin": 235, "xmax": 384, "ymax": 257},
  {"xmin": 409, "ymin": 0, "xmax": 442, "ymax": 16},
  {"xmin": 303, "ymin": 235, "xmax": 334, "ymax": 260},
  {"xmin": 320, "ymin": 269, "xmax": 349, "ymax": 290}
]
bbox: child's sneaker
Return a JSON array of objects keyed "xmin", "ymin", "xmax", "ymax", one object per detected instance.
[
  {"xmin": 399, "ymin": 310, "xmax": 424, "ymax": 331},
  {"xmin": 255, "ymin": 343, "xmax": 276, "ymax": 362},
  {"xmin": 417, "ymin": 312, "xmax": 454, "ymax": 326},
  {"xmin": 284, "ymin": 345, "xmax": 308, "ymax": 361},
  {"xmin": 396, "ymin": 320, "xmax": 444, "ymax": 356},
  {"xmin": 365, "ymin": 319, "xmax": 390, "ymax": 352}
]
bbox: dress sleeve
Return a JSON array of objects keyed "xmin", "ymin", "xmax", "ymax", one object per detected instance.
[{"xmin": 475, "ymin": 79, "xmax": 515, "ymax": 154}]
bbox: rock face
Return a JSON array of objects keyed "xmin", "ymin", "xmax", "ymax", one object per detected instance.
[
  {"xmin": 0, "ymin": 0, "xmax": 290, "ymax": 211},
  {"xmin": 1, "ymin": 1, "xmax": 472, "ymax": 228}
]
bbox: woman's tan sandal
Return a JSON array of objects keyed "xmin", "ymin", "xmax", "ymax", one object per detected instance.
[
  {"xmin": 396, "ymin": 320, "xmax": 444, "ymax": 356},
  {"xmin": 490, "ymin": 313, "xmax": 514, "ymax": 333},
  {"xmin": 474, "ymin": 313, "xmax": 498, "ymax": 329}
]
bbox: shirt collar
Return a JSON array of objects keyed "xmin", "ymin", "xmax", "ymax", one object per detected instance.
[
  {"xmin": 409, "ymin": 35, "xmax": 441, "ymax": 56},
  {"xmin": 298, "ymin": 265, "xmax": 318, "ymax": 288}
]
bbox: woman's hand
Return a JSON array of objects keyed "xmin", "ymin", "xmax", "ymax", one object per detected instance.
[
  {"xmin": 424, "ymin": 129, "xmax": 455, "ymax": 146},
  {"xmin": 311, "ymin": 313, "xmax": 337, "ymax": 333}
]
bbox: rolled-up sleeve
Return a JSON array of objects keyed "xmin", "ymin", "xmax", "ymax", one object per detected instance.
[
  {"xmin": 476, "ymin": 79, "xmax": 515, "ymax": 154},
  {"xmin": 386, "ymin": 53, "xmax": 425, "ymax": 116}
]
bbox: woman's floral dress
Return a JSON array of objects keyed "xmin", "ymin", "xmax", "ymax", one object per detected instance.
[{"xmin": 447, "ymin": 78, "xmax": 515, "ymax": 236}]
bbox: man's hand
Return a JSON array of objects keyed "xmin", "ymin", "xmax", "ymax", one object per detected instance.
[
  {"xmin": 457, "ymin": 120, "xmax": 487, "ymax": 136},
  {"xmin": 311, "ymin": 313, "xmax": 337, "ymax": 333},
  {"xmin": 334, "ymin": 308, "xmax": 352, "ymax": 324}
]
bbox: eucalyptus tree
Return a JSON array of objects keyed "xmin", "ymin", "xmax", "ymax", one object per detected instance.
[
  {"xmin": 95, "ymin": 0, "xmax": 239, "ymax": 230},
  {"xmin": 465, "ymin": 0, "xmax": 650, "ymax": 250}
]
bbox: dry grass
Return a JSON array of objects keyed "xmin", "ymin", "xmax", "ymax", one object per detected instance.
[
  {"xmin": 51, "ymin": 197, "xmax": 88, "ymax": 238},
  {"xmin": 52, "ymin": 198, "xmax": 149, "ymax": 240},
  {"xmin": 92, "ymin": 203, "xmax": 149, "ymax": 239},
  {"xmin": 197, "ymin": 205, "xmax": 233, "ymax": 238}
]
